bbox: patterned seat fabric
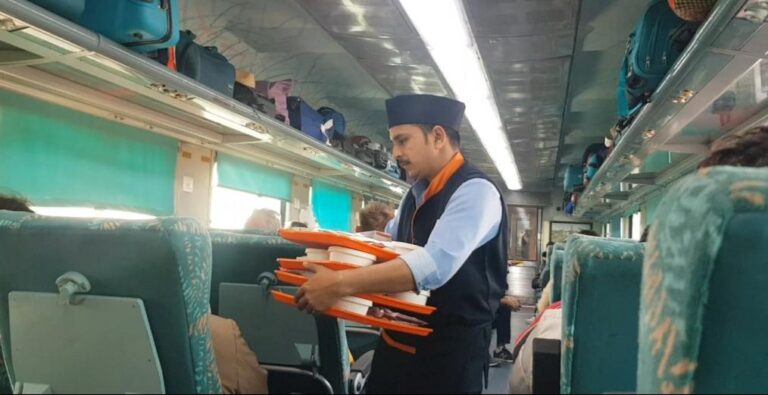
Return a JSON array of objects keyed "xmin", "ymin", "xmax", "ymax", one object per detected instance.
[
  {"xmin": 638, "ymin": 166, "xmax": 768, "ymax": 394},
  {"xmin": 0, "ymin": 212, "xmax": 222, "ymax": 394},
  {"xmin": 560, "ymin": 234, "xmax": 644, "ymax": 394},
  {"xmin": 549, "ymin": 248, "xmax": 566, "ymax": 303}
]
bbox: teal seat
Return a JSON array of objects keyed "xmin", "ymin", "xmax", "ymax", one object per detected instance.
[
  {"xmin": 549, "ymin": 247, "xmax": 566, "ymax": 302},
  {"xmin": 218, "ymin": 283, "xmax": 356, "ymax": 394},
  {"xmin": 209, "ymin": 230, "xmax": 303, "ymax": 314},
  {"xmin": 637, "ymin": 166, "xmax": 768, "ymax": 394},
  {"xmin": 560, "ymin": 234, "xmax": 644, "ymax": 394},
  {"xmin": 0, "ymin": 212, "xmax": 222, "ymax": 394}
]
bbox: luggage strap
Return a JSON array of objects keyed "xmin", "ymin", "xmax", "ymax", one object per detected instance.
[{"xmin": 381, "ymin": 330, "xmax": 416, "ymax": 355}]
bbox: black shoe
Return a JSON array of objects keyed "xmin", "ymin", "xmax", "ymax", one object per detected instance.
[{"xmin": 493, "ymin": 347, "xmax": 514, "ymax": 363}]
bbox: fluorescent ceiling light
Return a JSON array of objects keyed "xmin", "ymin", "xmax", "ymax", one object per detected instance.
[{"xmin": 399, "ymin": 0, "xmax": 522, "ymax": 190}]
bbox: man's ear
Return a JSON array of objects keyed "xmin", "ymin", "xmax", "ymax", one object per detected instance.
[{"xmin": 432, "ymin": 125, "xmax": 447, "ymax": 148}]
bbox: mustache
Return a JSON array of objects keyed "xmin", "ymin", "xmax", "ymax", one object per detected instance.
[{"xmin": 397, "ymin": 160, "xmax": 410, "ymax": 167}]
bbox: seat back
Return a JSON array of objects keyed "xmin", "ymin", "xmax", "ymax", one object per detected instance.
[
  {"xmin": 218, "ymin": 283, "xmax": 350, "ymax": 394},
  {"xmin": 549, "ymin": 248, "xmax": 566, "ymax": 302},
  {"xmin": 0, "ymin": 212, "xmax": 221, "ymax": 394},
  {"xmin": 637, "ymin": 167, "xmax": 768, "ymax": 393},
  {"xmin": 209, "ymin": 230, "xmax": 303, "ymax": 314},
  {"xmin": 560, "ymin": 234, "xmax": 644, "ymax": 394}
]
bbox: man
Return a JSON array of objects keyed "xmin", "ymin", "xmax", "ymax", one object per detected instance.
[
  {"xmin": 356, "ymin": 202, "xmax": 395, "ymax": 232},
  {"xmin": 295, "ymin": 94, "xmax": 509, "ymax": 393}
]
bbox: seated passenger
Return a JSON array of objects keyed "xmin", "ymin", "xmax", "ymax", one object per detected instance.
[
  {"xmin": 287, "ymin": 221, "xmax": 308, "ymax": 228},
  {"xmin": 244, "ymin": 208, "xmax": 281, "ymax": 234},
  {"xmin": 0, "ymin": 195, "xmax": 267, "ymax": 394},
  {"xmin": 356, "ymin": 201, "xmax": 394, "ymax": 232},
  {"xmin": 697, "ymin": 126, "xmax": 768, "ymax": 169}
]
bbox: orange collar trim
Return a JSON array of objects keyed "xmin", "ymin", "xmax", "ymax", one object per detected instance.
[{"xmin": 423, "ymin": 152, "xmax": 465, "ymax": 202}]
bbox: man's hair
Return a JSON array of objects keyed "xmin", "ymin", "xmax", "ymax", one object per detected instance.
[
  {"xmin": 578, "ymin": 229, "xmax": 598, "ymax": 237},
  {"xmin": 698, "ymin": 126, "xmax": 768, "ymax": 168},
  {"xmin": 358, "ymin": 202, "xmax": 395, "ymax": 232},
  {"xmin": 0, "ymin": 195, "xmax": 33, "ymax": 213},
  {"xmin": 289, "ymin": 221, "xmax": 308, "ymax": 228},
  {"xmin": 244, "ymin": 208, "xmax": 281, "ymax": 233},
  {"xmin": 417, "ymin": 124, "xmax": 461, "ymax": 149}
]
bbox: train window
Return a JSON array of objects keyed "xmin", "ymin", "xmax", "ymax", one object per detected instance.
[
  {"xmin": 508, "ymin": 206, "xmax": 541, "ymax": 260},
  {"xmin": 30, "ymin": 206, "xmax": 156, "ymax": 220},
  {"xmin": 209, "ymin": 186, "xmax": 283, "ymax": 230},
  {"xmin": 631, "ymin": 211, "xmax": 643, "ymax": 241}
]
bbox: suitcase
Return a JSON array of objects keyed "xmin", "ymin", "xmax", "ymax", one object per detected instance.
[
  {"xmin": 287, "ymin": 97, "xmax": 329, "ymax": 143},
  {"xmin": 28, "ymin": 0, "xmax": 86, "ymax": 22},
  {"xmin": 234, "ymin": 82, "xmax": 278, "ymax": 118},
  {"xmin": 563, "ymin": 165, "xmax": 583, "ymax": 193},
  {"xmin": 28, "ymin": 0, "xmax": 179, "ymax": 53},
  {"xmin": 619, "ymin": 0, "xmax": 699, "ymax": 117},
  {"xmin": 82, "ymin": 0, "xmax": 180, "ymax": 53},
  {"xmin": 176, "ymin": 30, "xmax": 236, "ymax": 97}
]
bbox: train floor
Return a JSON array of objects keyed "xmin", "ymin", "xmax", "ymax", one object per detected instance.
[{"xmin": 484, "ymin": 306, "xmax": 535, "ymax": 394}]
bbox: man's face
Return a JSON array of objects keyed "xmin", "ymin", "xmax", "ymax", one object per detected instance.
[{"xmin": 389, "ymin": 124, "xmax": 438, "ymax": 181}]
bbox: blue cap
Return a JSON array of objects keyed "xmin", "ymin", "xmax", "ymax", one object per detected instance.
[{"xmin": 385, "ymin": 94, "xmax": 466, "ymax": 131}]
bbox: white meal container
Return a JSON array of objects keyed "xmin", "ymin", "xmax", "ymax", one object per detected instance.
[
  {"xmin": 387, "ymin": 241, "xmax": 419, "ymax": 255},
  {"xmin": 334, "ymin": 296, "xmax": 373, "ymax": 315},
  {"xmin": 390, "ymin": 290, "xmax": 431, "ymax": 306},
  {"xmin": 302, "ymin": 248, "xmax": 329, "ymax": 261},
  {"xmin": 328, "ymin": 246, "xmax": 375, "ymax": 267}
]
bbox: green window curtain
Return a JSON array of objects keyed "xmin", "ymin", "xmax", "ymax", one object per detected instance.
[
  {"xmin": 610, "ymin": 217, "xmax": 622, "ymax": 238},
  {"xmin": 0, "ymin": 90, "xmax": 177, "ymax": 215},
  {"xmin": 312, "ymin": 180, "xmax": 352, "ymax": 231},
  {"xmin": 645, "ymin": 195, "xmax": 662, "ymax": 225},
  {"xmin": 216, "ymin": 153, "xmax": 292, "ymax": 201}
]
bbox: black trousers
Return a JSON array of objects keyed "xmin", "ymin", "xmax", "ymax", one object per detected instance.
[
  {"xmin": 367, "ymin": 325, "xmax": 491, "ymax": 394},
  {"xmin": 493, "ymin": 306, "xmax": 511, "ymax": 347}
]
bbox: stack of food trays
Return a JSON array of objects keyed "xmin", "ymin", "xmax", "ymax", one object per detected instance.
[{"xmin": 273, "ymin": 228, "xmax": 434, "ymax": 336}]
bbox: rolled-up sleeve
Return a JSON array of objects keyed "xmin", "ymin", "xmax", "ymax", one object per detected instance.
[{"xmin": 400, "ymin": 179, "xmax": 502, "ymax": 291}]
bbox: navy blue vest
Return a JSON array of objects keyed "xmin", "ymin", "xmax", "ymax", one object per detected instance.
[{"xmin": 396, "ymin": 161, "xmax": 509, "ymax": 329}]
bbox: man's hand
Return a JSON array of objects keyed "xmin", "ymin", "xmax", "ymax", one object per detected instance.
[
  {"xmin": 294, "ymin": 263, "xmax": 349, "ymax": 314},
  {"xmin": 501, "ymin": 295, "xmax": 522, "ymax": 311}
]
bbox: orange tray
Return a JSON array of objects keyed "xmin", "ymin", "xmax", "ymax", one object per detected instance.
[
  {"xmin": 270, "ymin": 290, "xmax": 432, "ymax": 337},
  {"xmin": 274, "ymin": 270, "xmax": 436, "ymax": 316},
  {"xmin": 279, "ymin": 229, "xmax": 399, "ymax": 262},
  {"xmin": 278, "ymin": 258, "xmax": 360, "ymax": 272}
]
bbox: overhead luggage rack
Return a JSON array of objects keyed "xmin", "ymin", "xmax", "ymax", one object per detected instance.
[
  {"xmin": 0, "ymin": 0, "xmax": 407, "ymax": 202},
  {"xmin": 573, "ymin": 0, "xmax": 768, "ymax": 221}
]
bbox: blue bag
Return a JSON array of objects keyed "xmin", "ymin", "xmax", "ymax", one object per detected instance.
[
  {"xmin": 29, "ymin": 0, "xmax": 180, "ymax": 53},
  {"xmin": 287, "ymin": 97, "xmax": 328, "ymax": 143},
  {"xmin": 619, "ymin": 0, "xmax": 698, "ymax": 117},
  {"xmin": 175, "ymin": 30, "xmax": 236, "ymax": 97},
  {"xmin": 564, "ymin": 165, "xmax": 583, "ymax": 193},
  {"xmin": 318, "ymin": 107, "xmax": 346, "ymax": 139},
  {"xmin": 28, "ymin": 0, "xmax": 86, "ymax": 22}
]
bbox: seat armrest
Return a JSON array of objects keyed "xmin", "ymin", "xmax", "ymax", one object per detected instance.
[
  {"xmin": 348, "ymin": 350, "xmax": 374, "ymax": 394},
  {"xmin": 532, "ymin": 338, "xmax": 560, "ymax": 394}
]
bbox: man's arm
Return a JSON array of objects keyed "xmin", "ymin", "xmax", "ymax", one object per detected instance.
[{"xmin": 296, "ymin": 179, "xmax": 502, "ymax": 313}]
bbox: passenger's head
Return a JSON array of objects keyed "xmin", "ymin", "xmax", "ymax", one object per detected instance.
[
  {"xmin": 386, "ymin": 95, "xmax": 465, "ymax": 181},
  {"xmin": 698, "ymin": 126, "xmax": 768, "ymax": 169},
  {"xmin": 356, "ymin": 202, "xmax": 395, "ymax": 232},
  {"xmin": 288, "ymin": 221, "xmax": 308, "ymax": 228},
  {"xmin": 244, "ymin": 208, "xmax": 281, "ymax": 234},
  {"xmin": 578, "ymin": 229, "xmax": 598, "ymax": 237},
  {"xmin": 0, "ymin": 195, "xmax": 33, "ymax": 213}
]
